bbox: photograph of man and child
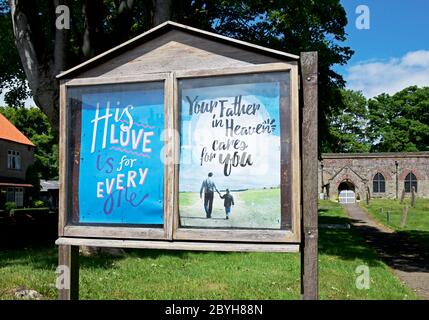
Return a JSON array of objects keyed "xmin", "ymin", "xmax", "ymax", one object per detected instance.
[
  {"xmin": 178, "ymin": 82, "xmax": 282, "ymax": 229},
  {"xmin": 200, "ymin": 172, "xmax": 234, "ymax": 220}
]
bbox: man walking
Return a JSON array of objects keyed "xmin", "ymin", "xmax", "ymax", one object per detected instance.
[{"xmin": 200, "ymin": 172, "xmax": 219, "ymax": 218}]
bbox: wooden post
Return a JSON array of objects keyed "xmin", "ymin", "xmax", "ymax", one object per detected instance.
[
  {"xmin": 300, "ymin": 51, "xmax": 318, "ymax": 300},
  {"xmin": 400, "ymin": 205, "xmax": 409, "ymax": 228},
  {"xmin": 395, "ymin": 161, "xmax": 399, "ymax": 200},
  {"xmin": 386, "ymin": 210, "xmax": 390, "ymax": 224},
  {"xmin": 400, "ymin": 188, "xmax": 405, "ymax": 204},
  {"xmin": 411, "ymin": 186, "xmax": 416, "ymax": 207},
  {"xmin": 58, "ymin": 245, "xmax": 79, "ymax": 300}
]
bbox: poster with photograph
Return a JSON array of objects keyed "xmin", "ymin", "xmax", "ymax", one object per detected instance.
[
  {"xmin": 179, "ymin": 75, "xmax": 284, "ymax": 229},
  {"xmin": 77, "ymin": 83, "xmax": 165, "ymax": 225}
]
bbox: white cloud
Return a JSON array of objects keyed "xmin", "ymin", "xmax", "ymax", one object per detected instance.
[{"xmin": 345, "ymin": 50, "xmax": 429, "ymax": 98}]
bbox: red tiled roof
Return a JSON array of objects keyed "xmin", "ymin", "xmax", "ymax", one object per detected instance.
[{"xmin": 0, "ymin": 113, "xmax": 35, "ymax": 147}]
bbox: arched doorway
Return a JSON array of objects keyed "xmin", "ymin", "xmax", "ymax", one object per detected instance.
[{"xmin": 338, "ymin": 180, "xmax": 356, "ymax": 204}]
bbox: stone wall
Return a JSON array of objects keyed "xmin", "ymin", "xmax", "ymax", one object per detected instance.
[{"xmin": 319, "ymin": 152, "xmax": 429, "ymax": 201}]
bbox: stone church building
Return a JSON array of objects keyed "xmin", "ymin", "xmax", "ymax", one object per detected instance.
[{"xmin": 319, "ymin": 152, "xmax": 429, "ymax": 203}]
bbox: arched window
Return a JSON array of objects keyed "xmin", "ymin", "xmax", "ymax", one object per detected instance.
[
  {"xmin": 373, "ymin": 173, "xmax": 385, "ymax": 193},
  {"xmin": 404, "ymin": 172, "xmax": 417, "ymax": 193}
]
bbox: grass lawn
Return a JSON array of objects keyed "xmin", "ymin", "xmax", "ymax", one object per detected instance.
[
  {"xmin": 0, "ymin": 200, "xmax": 418, "ymax": 300},
  {"xmin": 361, "ymin": 198, "xmax": 429, "ymax": 251}
]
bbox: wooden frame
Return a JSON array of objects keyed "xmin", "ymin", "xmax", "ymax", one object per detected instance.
[
  {"xmin": 172, "ymin": 63, "xmax": 301, "ymax": 243},
  {"xmin": 56, "ymin": 237, "xmax": 299, "ymax": 253},
  {"xmin": 59, "ymin": 73, "xmax": 174, "ymax": 240},
  {"xmin": 59, "ymin": 63, "xmax": 301, "ymax": 244}
]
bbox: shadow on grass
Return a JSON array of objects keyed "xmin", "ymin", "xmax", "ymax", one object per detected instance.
[
  {"xmin": 397, "ymin": 230, "xmax": 429, "ymax": 252},
  {"xmin": 342, "ymin": 204, "xmax": 429, "ymax": 274},
  {"xmin": 318, "ymin": 214, "xmax": 387, "ymax": 268},
  {"xmin": 360, "ymin": 228, "xmax": 429, "ymax": 273},
  {"xmin": 0, "ymin": 244, "xmax": 126, "ymax": 271}
]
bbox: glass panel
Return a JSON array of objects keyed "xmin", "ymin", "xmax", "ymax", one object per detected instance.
[
  {"xmin": 68, "ymin": 82, "xmax": 165, "ymax": 225},
  {"xmin": 6, "ymin": 188, "xmax": 15, "ymax": 202},
  {"xmin": 405, "ymin": 180, "xmax": 411, "ymax": 193},
  {"xmin": 7, "ymin": 151, "xmax": 12, "ymax": 169},
  {"xmin": 15, "ymin": 188, "xmax": 24, "ymax": 207},
  {"xmin": 373, "ymin": 173, "xmax": 385, "ymax": 193},
  {"xmin": 178, "ymin": 72, "xmax": 291, "ymax": 230},
  {"xmin": 373, "ymin": 181, "xmax": 379, "ymax": 193},
  {"xmin": 405, "ymin": 173, "xmax": 417, "ymax": 193},
  {"xmin": 15, "ymin": 154, "xmax": 21, "ymax": 170},
  {"xmin": 412, "ymin": 181, "xmax": 418, "ymax": 193},
  {"xmin": 380, "ymin": 181, "xmax": 386, "ymax": 193}
]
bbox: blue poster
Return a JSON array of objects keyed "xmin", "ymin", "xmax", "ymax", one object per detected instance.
[{"xmin": 78, "ymin": 84, "xmax": 164, "ymax": 225}]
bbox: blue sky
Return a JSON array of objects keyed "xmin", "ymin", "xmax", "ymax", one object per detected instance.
[{"xmin": 338, "ymin": 0, "xmax": 429, "ymax": 97}]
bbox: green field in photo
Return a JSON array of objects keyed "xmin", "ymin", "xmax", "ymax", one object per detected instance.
[
  {"xmin": 361, "ymin": 198, "xmax": 429, "ymax": 251},
  {"xmin": 179, "ymin": 188, "xmax": 281, "ymax": 229}
]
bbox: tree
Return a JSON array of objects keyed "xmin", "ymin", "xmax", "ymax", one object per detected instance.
[
  {"xmin": 201, "ymin": 0, "xmax": 353, "ymax": 152},
  {"xmin": 0, "ymin": 2, "xmax": 31, "ymax": 107},
  {"xmin": 0, "ymin": 106, "xmax": 58, "ymax": 179},
  {"xmin": 3, "ymin": 0, "xmax": 179, "ymax": 130},
  {"xmin": 328, "ymin": 89, "xmax": 370, "ymax": 153},
  {"xmin": 368, "ymin": 86, "xmax": 429, "ymax": 152},
  {"xmin": 3, "ymin": 0, "xmax": 352, "ymax": 152}
]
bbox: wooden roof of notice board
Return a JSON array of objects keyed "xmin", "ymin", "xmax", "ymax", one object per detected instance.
[{"xmin": 57, "ymin": 21, "xmax": 300, "ymax": 80}]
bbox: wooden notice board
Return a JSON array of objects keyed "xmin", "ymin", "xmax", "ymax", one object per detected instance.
[{"xmin": 55, "ymin": 21, "xmax": 318, "ymax": 300}]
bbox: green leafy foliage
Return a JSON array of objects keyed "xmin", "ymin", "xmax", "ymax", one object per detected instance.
[
  {"xmin": 32, "ymin": 200, "xmax": 46, "ymax": 208},
  {"xmin": 0, "ymin": 1, "xmax": 31, "ymax": 106},
  {"xmin": 329, "ymin": 86, "xmax": 429, "ymax": 153},
  {"xmin": 4, "ymin": 201, "xmax": 17, "ymax": 214},
  {"xmin": 329, "ymin": 89, "xmax": 370, "ymax": 152},
  {"xmin": 368, "ymin": 86, "xmax": 429, "ymax": 152},
  {"xmin": 0, "ymin": 107, "xmax": 58, "ymax": 179}
]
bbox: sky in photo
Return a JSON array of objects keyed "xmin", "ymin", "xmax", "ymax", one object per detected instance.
[
  {"xmin": 179, "ymin": 81, "xmax": 281, "ymax": 192},
  {"xmin": 338, "ymin": 0, "xmax": 429, "ymax": 97}
]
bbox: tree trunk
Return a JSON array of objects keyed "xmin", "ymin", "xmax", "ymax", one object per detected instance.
[
  {"xmin": 152, "ymin": 0, "xmax": 173, "ymax": 26},
  {"xmin": 8, "ymin": 0, "xmax": 65, "ymax": 132},
  {"xmin": 9, "ymin": 0, "xmax": 172, "ymax": 131}
]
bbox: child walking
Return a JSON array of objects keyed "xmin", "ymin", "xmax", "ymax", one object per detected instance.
[{"xmin": 220, "ymin": 189, "xmax": 234, "ymax": 220}]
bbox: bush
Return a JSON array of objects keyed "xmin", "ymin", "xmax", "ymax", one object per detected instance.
[
  {"xmin": 10, "ymin": 208, "xmax": 50, "ymax": 220},
  {"xmin": 33, "ymin": 200, "xmax": 46, "ymax": 208},
  {"xmin": 5, "ymin": 202, "xmax": 17, "ymax": 214}
]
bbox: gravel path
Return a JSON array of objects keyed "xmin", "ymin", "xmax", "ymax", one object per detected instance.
[{"xmin": 344, "ymin": 203, "xmax": 429, "ymax": 300}]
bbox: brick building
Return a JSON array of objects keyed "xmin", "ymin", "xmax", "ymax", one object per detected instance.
[{"xmin": 319, "ymin": 152, "xmax": 429, "ymax": 203}]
